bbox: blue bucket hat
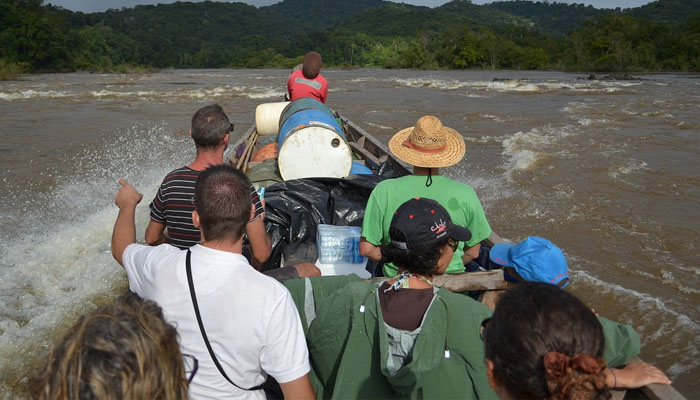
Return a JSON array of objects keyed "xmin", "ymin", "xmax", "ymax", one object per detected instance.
[{"xmin": 489, "ymin": 236, "xmax": 569, "ymax": 288}]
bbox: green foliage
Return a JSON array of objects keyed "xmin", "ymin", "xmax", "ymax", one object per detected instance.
[
  {"xmin": 0, "ymin": 0, "xmax": 698, "ymax": 73},
  {"xmin": 0, "ymin": 59, "xmax": 26, "ymax": 80}
]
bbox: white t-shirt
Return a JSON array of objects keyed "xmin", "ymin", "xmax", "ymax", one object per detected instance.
[{"xmin": 123, "ymin": 243, "xmax": 310, "ymax": 400}]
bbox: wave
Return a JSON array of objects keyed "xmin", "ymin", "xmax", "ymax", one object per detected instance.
[
  {"xmin": 365, "ymin": 121, "xmax": 393, "ymax": 130},
  {"xmin": 607, "ymin": 159, "xmax": 649, "ymax": 180},
  {"xmin": 0, "ymin": 123, "xmax": 190, "ymax": 395},
  {"xmin": 0, "ymin": 89, "xmax": 70, "ymax": 100},
  {"xmin": 501, "ymin": 125, "xmax": 577, "ymax": 171},
  {"xmin": 0, "ymin": 85, "xmax": 283, "ymax": 102},
  {"xmin": 572, "ymin": 270, "xmax": 700, "ymax": 380},
  {"xmin": 391, "ymin": 77, "xmax": 626, "ymax": 93}
]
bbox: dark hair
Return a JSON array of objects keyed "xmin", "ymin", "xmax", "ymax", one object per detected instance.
[
  {"xmin": 379, "ymin": 226, "xmax": 449, "ymax": 276},
  {"xmin": 194, "ymin": 164, "xmax": 251, "ymax": 242},
  {"xmin": 191, "ymin": 104, "xmax": 231, "ymax": 149},
  {"xmin": 302, "ymin": 51, "xmax": 322, "ymax": 79},
  {"xmin": 30, "ymin": 293, "xmax": 187, "ymax": 400},
  {"xmin": 484, "ymin": 282, "xmax": 608, "ymax": 400}
]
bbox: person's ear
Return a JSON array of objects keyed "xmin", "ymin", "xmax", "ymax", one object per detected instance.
[
  {"xmin": 486, "ymin": 359, "xmax": 498, "ymax": 390},
  {"xmin": 223, "ymin": 133, "xmax": 230, "ymax": 146},
  {"xmin": 192, "ymin": 210, "xmax": 200, "ymax": 229}
]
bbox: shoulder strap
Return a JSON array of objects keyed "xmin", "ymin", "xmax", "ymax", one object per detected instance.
[{"xmin": 186, "ymin": 249, "xmax": 264, "ymax": 391}]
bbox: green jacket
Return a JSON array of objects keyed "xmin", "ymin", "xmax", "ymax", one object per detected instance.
[
  {"xmin": 285, "ymin": 276, "xmax": 498, "ymax": 399},
  {"xmin": 283, "ymin": 277, "xmax": 641, "ymax": 399},
  {"xmin": 600, "ymin": 316, "xmax": 641, "ymax": 367}
]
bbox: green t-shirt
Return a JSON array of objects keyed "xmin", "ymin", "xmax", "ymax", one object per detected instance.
[{"xmin": 362, "ymin": 174, "xmax": 491, "ymax": 276}]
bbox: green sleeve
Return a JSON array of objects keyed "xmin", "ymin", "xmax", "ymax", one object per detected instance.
[
  {"xmin": 463, "ymin": 190, "xmax": 491, "ymax": 247},
  {"xmin": 282, "ymin": 275, "xmax": 363, "ymax": 335},
  {"xmin": 599, "ymin": 316, "xmax": 641, "ymax": 367},
  {"xmin": 361, "ymin": 186, "xmax": 386, "ymax": 246}
]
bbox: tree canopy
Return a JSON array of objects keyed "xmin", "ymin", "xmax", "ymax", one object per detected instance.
[{"xmin": 1, "ymin": 0, "xmax": 698, "ymax": 75}]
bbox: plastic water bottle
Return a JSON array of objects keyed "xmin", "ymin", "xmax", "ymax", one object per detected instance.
[{"xmin": 316, "ymin": 225, "xmax": 365, "ymax": 264}]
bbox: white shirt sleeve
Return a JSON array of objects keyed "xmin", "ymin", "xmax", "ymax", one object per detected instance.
[
  {"xmin": 260, "ymin": 290, "xmax": 311, "ymax": 383},
  {"xmin": 122, "ymin": 243, "xmax": 178, "ymax": 295}
]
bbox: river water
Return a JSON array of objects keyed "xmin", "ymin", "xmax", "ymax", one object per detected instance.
[{"xmin": 0, "ymin": 69, "xmax": 698, "ymax": 397}]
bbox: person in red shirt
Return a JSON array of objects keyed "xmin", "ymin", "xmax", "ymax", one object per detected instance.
[{"xmin": 287, "ymin": 51, "xmax": 328, "ymax": 103}]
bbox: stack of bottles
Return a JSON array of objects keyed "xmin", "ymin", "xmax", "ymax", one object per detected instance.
[{"xmin": 316, "ymin": 224, "xmax": 366, "ymax": 264}]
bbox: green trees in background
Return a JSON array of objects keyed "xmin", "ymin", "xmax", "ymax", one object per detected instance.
[{"xmin": 0, "ymin": 0, "xmax": 698, "ymax": 76}]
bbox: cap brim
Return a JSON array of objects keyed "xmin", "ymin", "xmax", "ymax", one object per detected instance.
[
  {"xmin": 448, "ymin": 223, "xmax": 471, "ymax": 243},
  {"xmin": 489, "ymin": 243, "xmax": 514, "ymax": 267},
  {"xmin": 388, "ymin": 126, "xmax": 466, "ymax": 168}
]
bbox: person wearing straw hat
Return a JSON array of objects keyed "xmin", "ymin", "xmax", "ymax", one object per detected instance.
[{"xmin": 360, "ymin": 115, "xmax": 492, "ymax": 277}]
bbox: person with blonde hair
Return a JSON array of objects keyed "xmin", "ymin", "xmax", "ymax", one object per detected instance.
[
  {"xmin": 30, "ymin": 292, "xmax": 191, "ymax": 399},
  {"xmin": 482, "ymin": 282, "xmax": 671, "ymax": 400}
]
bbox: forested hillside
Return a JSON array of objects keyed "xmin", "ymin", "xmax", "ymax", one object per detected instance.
[{"xmin": 1, "ymin": 0, "xmax": 699, "ymax": 77}]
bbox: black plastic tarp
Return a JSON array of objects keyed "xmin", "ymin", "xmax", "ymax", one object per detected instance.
[{"xmin": 259, "ymin": 174, "xmax": 384, "ymax": 272}]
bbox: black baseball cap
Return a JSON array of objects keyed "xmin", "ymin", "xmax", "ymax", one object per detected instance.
[{"xmin": 390, "ymin": 197, "xmax": 471, "ymax": 250}]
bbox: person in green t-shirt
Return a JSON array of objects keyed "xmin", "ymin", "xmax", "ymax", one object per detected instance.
[{"xmin": 360, "ymin": 115, "xmax": 492, "ymax": 277}]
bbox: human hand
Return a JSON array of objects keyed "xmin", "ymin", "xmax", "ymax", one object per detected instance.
[
  {"xmin": 294, "ymin": 263, "xmax": 321, "ymax": 278},
  {"xmin": 259, "ymin": 197, "xmax": 266, "ymax": 222},
  {"xmin": 114, "ymin": 179, "xmax": 143, "ymax": 209},
  {"xmin": 249, "ymin": 198, "xmax": 266, "ymax": 223},
  {"xmin": 610, "ymin": 363, "xmax": 671, "ymax": 389}
]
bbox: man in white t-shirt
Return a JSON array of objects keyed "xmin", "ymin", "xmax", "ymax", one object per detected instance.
[{"xmin": 111, "ymin": 165, "xmax": 314, "ymax": 400}]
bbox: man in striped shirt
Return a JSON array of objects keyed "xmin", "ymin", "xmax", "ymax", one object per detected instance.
[{"xmin": 146, "ymin": 104, "xmax": 271, "ymax": 265}]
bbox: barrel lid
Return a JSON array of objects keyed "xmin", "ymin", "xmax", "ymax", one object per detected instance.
[{"xmin": 278, "ymin": 126, "xmax": 352, "ymax": 181}]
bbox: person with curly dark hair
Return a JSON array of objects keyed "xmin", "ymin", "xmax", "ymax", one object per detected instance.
[
  {"xmin": 482, "ymin": 282, "xmax": 671, "ymax": 400},
  {"xmin": 29, "ymin": 292, "xmax": 190, "ymax": 400},
  {"xmin": 283, "ymin": 197, "xmax": 499, "ymax": 399}
]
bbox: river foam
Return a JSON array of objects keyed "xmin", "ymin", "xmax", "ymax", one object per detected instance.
[{"xmin": 0, "ymin": 123, "xmax": 188, "ymax": 395}]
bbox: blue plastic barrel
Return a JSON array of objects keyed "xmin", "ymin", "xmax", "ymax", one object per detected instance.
[
  {"xmin": 279, "ymin": 98, "xmax": 335, "ymax": 129},
  {"xmin": 349, "ymin": 161, "xmax": 373, "ymax": 175},
  {"xmin": 278, "ymin": 109, "xmax": 344, "ymax": 148}
]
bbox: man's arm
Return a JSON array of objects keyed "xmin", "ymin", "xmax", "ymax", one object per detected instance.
[
  {"xmin": 279, "ymin": 374, "xmax": 315, "ymax": 400},
  {"xmin": 462, "ymin": 242, "xmax": 481, "ymax": 265},
  {"xmin": 246, "ymin": 217, "xmax": 272, "ymax": 267},
  {"xmin": 145, "ymin": 220, "xmax": 166, "ymax": 246},
  {"xmin": 246, "ymin": 199, "xmax": 271, "ymax": 267},
  {"xmin": 112, "ymin": 179, "xmax": 143, "ymax": 267},
  {"xmin": 359, "ymin": 237, "xmax": 382, "ymax": 262}
]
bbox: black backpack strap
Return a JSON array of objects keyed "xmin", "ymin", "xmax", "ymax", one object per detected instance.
[{"xmin": 186, "ymin": 249, "xmax": 264, "ymax": 391}]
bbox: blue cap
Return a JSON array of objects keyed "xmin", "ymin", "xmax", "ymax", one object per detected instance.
[{"xmin": 489, "ymin": 236, "xmax": 569, "ymax": 288}]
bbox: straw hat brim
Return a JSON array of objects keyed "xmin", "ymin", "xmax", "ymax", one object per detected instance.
[{"xmin": 388, "ymin": 126, "xmax": 466, "ymax": 168}]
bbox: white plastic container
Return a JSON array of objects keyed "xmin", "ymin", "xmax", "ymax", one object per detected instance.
[
  {"xmin": 255, "ymin": 101, "xmax": 289, "ymax": 136},
  {"xmin": 315, "ymin": 260, "xmax": 370, "ymax": 278}
]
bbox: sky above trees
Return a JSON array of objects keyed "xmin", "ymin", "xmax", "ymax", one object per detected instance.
[{"xmin": 47, "ymin": 0, "xmax": 655, "ymax": 14}]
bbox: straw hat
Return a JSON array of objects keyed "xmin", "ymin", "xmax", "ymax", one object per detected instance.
[{"xmin": 388, "ymin": 116, "xmax": 466, "ymax": 168}]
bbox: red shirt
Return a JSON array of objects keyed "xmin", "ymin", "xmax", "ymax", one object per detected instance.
[{"xmin": 287, "ymin": 70, "xmax": 328, "ymax": 103}]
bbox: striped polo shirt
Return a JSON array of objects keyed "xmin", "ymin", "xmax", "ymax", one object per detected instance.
[{"xmin": 150, "ymin": 166, "xmax": 263, "ymax": 249}]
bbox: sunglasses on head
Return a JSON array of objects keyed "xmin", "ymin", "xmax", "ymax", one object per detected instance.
[
  {"xmin": 183, "ymin": 353, "xmax": 198, "ymax": 384},
  {"xmin": 447, "ymin": 238, "xmax": 459, "ymax": 252}
]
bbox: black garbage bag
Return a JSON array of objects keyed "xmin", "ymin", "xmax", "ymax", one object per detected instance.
[{"xmin": 259, "ymin": 174, "xmax": 385, "ymax": 272}]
